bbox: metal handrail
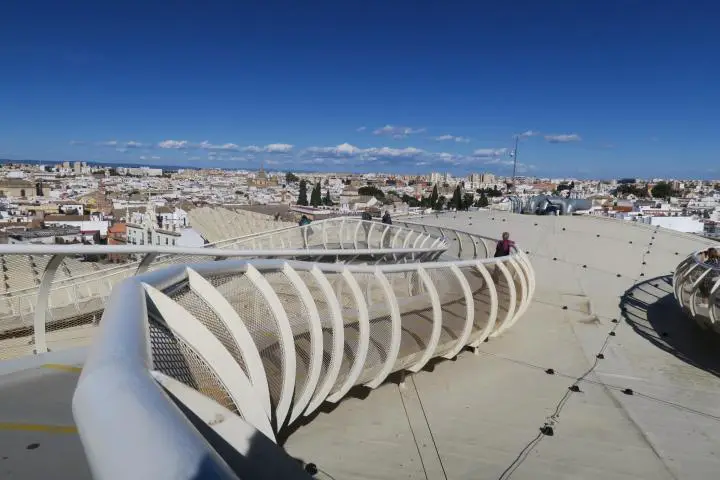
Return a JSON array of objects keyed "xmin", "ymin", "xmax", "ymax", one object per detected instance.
[
  {"xmin": 0, "ymin": 216, "xmax": 447, "ymax": 297},
  {"xmin": 72, "ymin": 223, "xmax": 535, "ymax": 479},
  {"xmin": 673, "ymin": 250, "xmax": 720, "ymax": 329}
]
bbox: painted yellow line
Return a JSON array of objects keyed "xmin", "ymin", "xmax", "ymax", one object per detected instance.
[
  {"xmin": 42, "ymin": 364, "xmax": 82, "ymax": 373},
  {"xmin": 0, "ymin": 423, "xmax": 78, "ymax": 434}
]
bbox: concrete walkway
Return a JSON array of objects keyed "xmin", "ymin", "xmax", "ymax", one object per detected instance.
[
  {"xmin": 0, "ymin": 350, "xmax": 91, "ymax": 479},
  {"xmin": 285, "ymin": 211, "xmax": 720, "ymax": 479},
  {"xmin": 1, "ymin": 211, "xmax": 719, "ymax": 479}
]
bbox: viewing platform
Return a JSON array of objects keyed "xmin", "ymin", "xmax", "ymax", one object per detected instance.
[{"xmin": 0, "ymin": 212, "xmax": 718, "ymax": 479}]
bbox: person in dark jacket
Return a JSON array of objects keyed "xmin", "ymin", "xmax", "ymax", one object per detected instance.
[
  {"xmin": 492, "ymin": 232, "xmax": 515, "ymax": 281},
  {"xmin": 299, "ymin": 215, "xmax": 312, "ymax": 247},
  {"xmin": 494, "ymin": 232, "xmax": 514, "ymax": 257},
  {"xmin": 381, "ymin": 210, "xmax": 392, "ymax": 225}
]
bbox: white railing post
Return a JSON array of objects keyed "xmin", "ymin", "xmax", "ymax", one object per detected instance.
[
  {"xmin": 32, "ymin": 254, "xmax": 65, "ymax": 354},
  {"xmin": 136, "ymin": 253, "xmax": 159, "ymax": 275}
]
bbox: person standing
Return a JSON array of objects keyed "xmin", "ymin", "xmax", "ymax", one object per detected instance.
[
  {"xmin": 492, "ymin": 232, "xmax": 515, "ymax": 282},
  {"xmin": 494, "ymin": 232, "xmax": 514, "ymax": 257}
]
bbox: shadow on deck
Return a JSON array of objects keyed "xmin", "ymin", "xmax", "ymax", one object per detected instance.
[{"xmin": 620, "ymin": 275, "xmax": 720, "ymax": 379}]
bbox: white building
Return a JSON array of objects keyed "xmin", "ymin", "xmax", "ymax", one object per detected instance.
[
  {"xmin": 126, "ymin": 202, "xmax": 203, "ymax": 248},
  {"xmin": 43, "ymin": 213, "xmax": 109, "ymax": 237}
]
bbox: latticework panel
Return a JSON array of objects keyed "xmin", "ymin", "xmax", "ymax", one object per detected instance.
[
  {"xmin": 169, "ymin": 284, "xmax": 249, "ymax": 379},
  {"xmin": 390, "ymin": 270, "xmax": 435, "ymax": 371},
  {"xmin": 354, "ymin": 274, "xmax": 394, "ymax": 385},
  {"xmin": 458, "ymin": 265, "xmax": 493, "ymax": 344},
  {"xmin": 426, "ymin": 266, "xmax": 466, "ymax": 357},
  {"xmin": 294, "ymin": 271, "xmax": 341, "ymax": 397},
  {"xmin": 148, "ymin": 319, "xmax": 238, "ymax": 415},
  {"xmin": 206, "ymin": 273, "xmax": 288, "ymax": 413},
  {"xmin": 492, "ymin": 260, "xmax": 514, "ymax": 333},
  {"xmin": 261, "ymin": 271, "xmax": 316, "ymax": 413},
  {"xmin": 326, "ymin": 272, "xmax": 363, "ymax": 395}
]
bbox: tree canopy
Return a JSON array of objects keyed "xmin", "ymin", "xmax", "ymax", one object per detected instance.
[
  {"xmin": 358, "ymin": 185, "xmax": 385, "ymax": 200},
  {"xmin": 451, "ymin": 185, "xmax": 463, "ymax": 210},
  {"xmin": 285, "ymin": 172, "xmax": 299, "ymax": 183},
  {"xmin": 614, "ymin": 183, "xmax": 648, "ymax": 198},
  {"xmin": 475, "ymin": 192, "xmax": 489, "ymax": 208},
  {"xmin": 476, "ymin": 186, "xmax": 502, "ymax": 198},
  {"xmin": 297, "ymin": 180, "xmax": 308, "ymax": 206},
  {"xmin": 323, "ymin": 189, "xmax": 333, "ymax": 206},
  {"xmin": 650, "ymin": 181, "xmax": 673, "ymax": 199},
  {"xmin": 310, "ymin": 182, "xmax": 322, "ymax": 207},
  {"xmin": 462, "ymin": 193, "xmax": 475, "ymax": 210}
]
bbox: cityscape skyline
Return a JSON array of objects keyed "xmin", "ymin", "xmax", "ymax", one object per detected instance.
[{"xmin": 1, "ymin": 1, "xmax": 718, "ymax": 178}]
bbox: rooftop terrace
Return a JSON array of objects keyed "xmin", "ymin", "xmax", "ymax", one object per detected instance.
[{"xmin": 0, "ymin": 210, "xmax": 718, "ymax": 479}]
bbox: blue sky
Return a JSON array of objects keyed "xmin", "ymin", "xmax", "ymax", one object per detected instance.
[{"xmin": 1, "ymin": 1, "xmax": 718, "ymax": 178}]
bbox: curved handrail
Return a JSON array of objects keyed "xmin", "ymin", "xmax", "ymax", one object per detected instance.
[
  {"xmin": 71, "ymin": 219, "xmax": 535, "ymax": 479},
  {"xmin": 673, "ymin": 249, "xmax": 720, "ymax": 330}
]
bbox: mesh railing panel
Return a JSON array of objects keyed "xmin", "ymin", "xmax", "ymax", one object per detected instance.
[
  {"xmin": 508, "ymin": 260, "xmax": 527, "ymax": 308},
  {"xmin": 458, "ymin": 265, "xmax": 492, "ymax": 344},
  {"xmin": 354, "ymin": 274, "xmax": 394, "ymax": 385},
  {"xmin": 148, "ymin": 319, "xmax": 238, "ymax": 415},
  {"xmin": 443, "ymin": 232, "xmax": 461, "ymax": 260},
  {"xmin": 294, "ymin": 271, "xmax": 340, "ymax": 395},
  {"xmin": 682, "ymin": 267, "xmax": 705, "ymax": 309},
  {"xmin": 261, "ymin": 271, "xmax": 315, "ymax": 410},
  {"xmin": 206, "ymin": 272, "xmax": 287, "ymax": 412},
  {"xmin": 169, "ymin": 284, "xmax": 250, "ymax": 379},
  {"xmin": 459, "ymin": 232, "xmax": 477, "ymax": 260},
  {"xmin": 426, "ymin": 266, "xmax": 466, "ymax": 357},
  {"xmin": 391, "ymin": 270, "xmax": 435, "ymax": 371},
  {"xmin": 327, "ymin": 273, "xmax": 363, "ymax": 394},
  {"xmin": 492, "ymin": 260, "xmax": 514, "ymax": 333}
]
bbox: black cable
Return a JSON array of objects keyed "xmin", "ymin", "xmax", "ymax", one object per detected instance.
[
  {"xmin": 496, "ymin": 310, "xmax": 618, "ymax": 479},
  {"xmin": 496, "ymin": 432, "xmax": 544, "ymax": 480},
  {"xmin": 397, "ymin": 384, "xmax": 430, "ymax": 480},
  {"xmin": 317, "ymin": 468, "xmax": 338, "ymax": 480},
  {"xmin": 410, "ymin": 376, "xmax": 449, "ymax": 480}
]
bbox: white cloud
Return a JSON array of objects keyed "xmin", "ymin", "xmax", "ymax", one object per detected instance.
[
  {"xmin": 372, "ymin": 125, "xmax": 426, "ymax": 139},
  {"xmin": 545, "ymin": 134, "xmax": 581, "ymax": 143},
  {"xmin": 242, "ymin": 143, "xmax": 293, "ymax": 153},
  {"xmin": 197, "ymin": 141, "xmax": 241, "ymax": 151},
  {"xmin": 483, "ymin": 157, "xmax": 535, "ymax": 172},
  {"xmin": 125, "ymin": 141, "xmax": 147, "ymax": 148},
  {"xmin": 364, "ymin": 146, "xmax": 425, "ymax": 157},
  {"xmin": 303, "ymin": 144, "xmax": 427, "ymax": 165},
  {"xmin": 356, "ymin": 126, "xmax": 367, "ymax": 132},
  {"xmin": 472, "ymin": 148, "xmax": 508, "ymax": 158},
  {"xmin": 433, "ymin": 134, "xmax": 470, "ymax": 143},
  {"xmin": 188, "ymin": 156, "xmax": 201, "ymax": 161},
  {"xmin": 139, "ymin": 156, "xmax": 147, "ymax": 160},
  {"xmin": 306, "ymin": 143, "xmax": 363, "ymax": 156},
  {"xmin": 99, "ymin": 140, "xmax": 118, "ymax": 147},
  {"xmin": 151, "ymin": 155, "xmax": 161, "ymax": 160},
  {"xmin": 158, "ymin": 140, "xmax": 190, "ymax": 149},
  {"xmin": 264, "ymin": 143, "xmax": 293, "ymax": 153},
  {"xmin": 69, "ymin": 140, "xmax": 86, "ymax": 146},
  {"xmin": 116, "ymin": 148, "xmax": 128, "ymax": 153},
  {"xmin": 515, "ymin": 130, "xmax": 540, "ymax": 139},
  {"xmin": 484, "ymin": 158, "xmax": 514, "ymax": 165}
]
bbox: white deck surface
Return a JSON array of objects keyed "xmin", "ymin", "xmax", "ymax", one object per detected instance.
[
  {"xmin": 2, "ymin": 211, "xmax": 719, "ymax": 479},
  {"xmin": 285, "ymin": 212, "xmax": 720, "ymax": 480}
]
